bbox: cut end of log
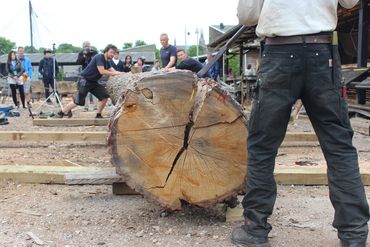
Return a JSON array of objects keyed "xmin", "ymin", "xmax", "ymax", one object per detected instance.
[{"xmin": 107, "ymin": 70, "xmax": 248, "ymax": 210}]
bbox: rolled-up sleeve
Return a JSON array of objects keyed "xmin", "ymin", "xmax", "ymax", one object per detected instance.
[
  {"xmin": 339, "ymin": 0, "xmax": 359, "ymax": 9},
  {"xmin": 237, "ymin": 0, "xmax": 264, "ymax": 26}
]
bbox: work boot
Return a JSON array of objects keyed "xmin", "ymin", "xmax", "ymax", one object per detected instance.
[
  {"xmin": 65, "ymin": 111, "xmax": 72, "ymax": 118},
  {"xmin": 95, "ymin": 113, "xmax": 103, "ymax": 119},
  {"xmin": 340, "ymin": 239, "xmax": 367, "ymax": 247},
  {"xmin": 231, "ymin": 225, "xmax": 270, "ymax": 247}
]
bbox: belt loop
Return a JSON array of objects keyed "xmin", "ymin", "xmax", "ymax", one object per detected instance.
[{"xmin": 302, "ymin": 36, "xmax": 307, "ymax": 47}]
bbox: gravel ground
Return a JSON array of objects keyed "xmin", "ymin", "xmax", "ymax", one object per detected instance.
[{"xmin": 0, "ymin": 99, "xmax": 369, "ymax": 247}]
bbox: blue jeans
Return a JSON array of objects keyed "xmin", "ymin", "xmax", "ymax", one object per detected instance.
[{"xmin": 242, "ymin": 43, "xmax": 369, "ymax": 242}]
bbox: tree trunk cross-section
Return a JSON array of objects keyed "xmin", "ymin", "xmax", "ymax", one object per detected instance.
[{"xmin": 107, "ymin": 70, "xmax": 248, "ymax": 210}]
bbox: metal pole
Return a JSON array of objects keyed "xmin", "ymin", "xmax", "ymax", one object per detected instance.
[
  {"xmin": 357, "ymin": 0, "xmax": 368, "ymax": 68},
  {"xmin": 29, "ymin": 0, "xmax": 34, "ymax": 52},
  {"xmin": 185, "ymin": 28, "xmax": 187, "ymax": 52},
  {"xmin": 195, "ymin": 28, "xmax": 199, "ymax": 60}
]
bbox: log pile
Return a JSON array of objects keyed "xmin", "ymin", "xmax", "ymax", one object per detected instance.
[{"xmin": 106, "ymin": 70, "xmax": 248, "ymax": 210}]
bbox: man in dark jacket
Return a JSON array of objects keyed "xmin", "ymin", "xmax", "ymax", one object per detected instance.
[
  {"xmin": 169, "ymin": 49, "xmax": 210, "ymax": 78},
  {"xmin": 38, "ymin": 49, "xmax": 59, "ymax": 103},
  {"xmin": 76, "ymin": 41, "xmax": 98, "ymax": 111}
]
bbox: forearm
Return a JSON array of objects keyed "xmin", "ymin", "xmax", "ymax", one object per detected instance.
[{"xmin": 165, "ymin": 57, "xmax": 176, "ymax": 69}]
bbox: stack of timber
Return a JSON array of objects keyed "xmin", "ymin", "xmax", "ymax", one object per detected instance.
[{"xmin": 107, "ymin": 70, "xmax": 248, "ymax": 210}]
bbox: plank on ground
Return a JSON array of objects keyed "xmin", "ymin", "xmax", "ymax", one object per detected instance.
[
  {"xmin": 32, "ymin": 118, "xmax": 109, "ymax": 127},
  {"xmin": 0, "ymin": 131, "xmax": 107, "ymax": 142},
  {"xmin": 0, "ymin": 165, "xmax": 115, "ymax": 184},
  {"xmin": 2, "ymin": 165, "xmax": 370, "ymax": 186},
  {"xmin": 226, "ymin": 166, "xmax": 370, "ymax": 222},
  {"xmin": 0, "ymin": 131, "xmax": 317, "ymax": 143}
]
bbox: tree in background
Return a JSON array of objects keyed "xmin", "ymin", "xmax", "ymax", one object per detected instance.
[
  {"xmin": 24, "ymin": 46, "xmax": 37, "ymax": 53},
  {"xmin": 123, "ymin": 43, "xmax": 133, "ymax": 49},
  {"xmin": 57, "ymin": 43, "xmax": 81, "ymax": 53},
  {"xmin": 187, "ymin": 45, "xmax": 206, "ymax": 58},
  {"xmin": 0, "ymin": 37, "xmax": 15, "ymax": 55},
  {"xmin": 135, "ymin": 40, "xmax": 147, "ymax": 47},
  {"xmin": 228, "ymin": 54, "xmax": 240, "ymax": 78}
]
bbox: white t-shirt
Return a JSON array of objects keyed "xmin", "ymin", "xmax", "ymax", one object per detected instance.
[{"xmin": 240, "ymin": 0, "xmax": 359, "ymax": 38}]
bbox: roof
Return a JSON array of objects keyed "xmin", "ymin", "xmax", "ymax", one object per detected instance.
[
  {"xmin": 0, "ymin": 51, "xmax": 156, "ymax": 65},
  {"xmin": 208, "ymin": 24, "xmax": 257, "ymax": 51},
  {"xmin": 209, "ymin": 24, "xmax": 236, "ymax": 34},
  {"xmin": 122, "ymin": 44, "xmax": 156, "ymax": 53}
]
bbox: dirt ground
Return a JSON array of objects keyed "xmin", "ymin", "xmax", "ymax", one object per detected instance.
[{"xmin": 0, "ymin": 100, "xmax": 370, "ymax": 246}]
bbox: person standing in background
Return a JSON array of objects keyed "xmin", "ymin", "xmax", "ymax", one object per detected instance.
[
  {"xmin": 17, "ymin": 46, "xmax": 32, "ymax": 106},
  {"xmin": 76, "ymin": 41, "xmax": 98, "ymax": 111},
  {"xmin": 123, "ymin": 55, "xmax": 133, "ymax": 72},
  {"xmin": 159, "ymin": 33, "xmax": 177, "ymax": 70},
  {"xmin": 7, "ymin": 51, "xmax": 26, "ymax": 109},
  {"xmin": 110, "ymin": 50, "xmax": 124, "ymax": 72},
  {"xmin": 38, "ymin": 49, "xmax": 59, "ymax": 104}
]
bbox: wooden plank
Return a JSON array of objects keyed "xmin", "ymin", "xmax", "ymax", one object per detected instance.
[
  {"xmin": 0, "ymin": 131, "xmax": 317, "ymax": 144},
  {"xmin": 282, "ymin": 132, "xmax": 318, "ymax": 143},
  {"xmin": 65, "ymin": 171, "xmax": 125, "ymax": 185},
  {"xmin": 0, "ymin": 131, "xmax": 107, "ymax": 142},
  {"xmin": 32, "ymin": 118, "xmax": 109, "ymax": 126},
  {"xmin": 276, "ymin": 167, "xmax": 370, "ymax": 185},
  {"xmin": 0, "ymin": 165, "xmax": 115, "ymax": 184},
  {"xmin": 112, "ymin": 182, "xmax": 140, "ymax": 195},
  {"xmin": 226, "ymin": 166, "xmax": 370, "ymax": 222}
]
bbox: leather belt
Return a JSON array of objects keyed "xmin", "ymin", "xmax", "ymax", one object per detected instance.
[{"xmin": 265, "ymin": 35, "xmax": 332, "ymax": 45}]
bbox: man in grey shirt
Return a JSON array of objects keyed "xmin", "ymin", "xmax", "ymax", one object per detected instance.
[{"xmin": 232, "ymin": 1, "xmax": 369, "ymax": 247}]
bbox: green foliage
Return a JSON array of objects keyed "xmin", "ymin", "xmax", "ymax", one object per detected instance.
[
  {"xmin": 0, "ymin": 37, "xmax": 16, "ymax": 55},
  {"xmin": 228, "ymin": 54, "xmax": 240, "ymax": 77},
  {"xmin": 24, "ymin": 46, "xmax": 37, "ymax": 53},
  {"xmin": 155, "ymin": 49, "xmax": 160, "ymax": 59},
  {"xmin": 57, "ymin": 43, "xmax": 81, "ymax": 53},
  {"xmin": 187, "ymin": 45, "xmax": 206, "ymax": 58},
  {"xmin": 123, "ymin": 43, "xmax": 133, "ymax": 49},
  {"xmin": 134, "ymin": 40, "xmax": 147, "ymax": 47}
]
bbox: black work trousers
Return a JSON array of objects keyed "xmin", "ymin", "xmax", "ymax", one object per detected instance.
[
  {"xmin": 10, "ymin": 84, "xmax": 25, "ymax": 107},
  {"xmin": 43, "ymin": 77, "xmax": 59, "ymax": 103},
  {"xmin": 242, "ymin": 43, "xmax": 369, "ymax": 242}
]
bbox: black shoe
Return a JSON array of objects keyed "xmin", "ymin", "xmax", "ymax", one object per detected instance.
[
  {"xmin": 231, "ymin": 225, "xmax": 270, "ymax": 247},
  {"xmin": 66, "ymin": 111, "xmax": 72, "ymax": 118},
  {"xmin": 340, "ymin": 239, "xmax": 367, "ymax": 247},
  {"xmin": 96, "ymin": 113, "xmax": 103, "ymax": 119},
  {"xmin": 56, "ymin": 111, "xmax": 64, "ymax": 118}
]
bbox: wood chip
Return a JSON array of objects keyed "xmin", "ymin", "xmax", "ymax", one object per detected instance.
[{"xmin": 26, "ymin": 232, "xmax": 45, "ymax": 245}]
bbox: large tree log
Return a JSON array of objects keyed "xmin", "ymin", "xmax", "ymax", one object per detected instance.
[{"xmin": 107, "ymin": 70, "xmax": 248, "ymax": 210}]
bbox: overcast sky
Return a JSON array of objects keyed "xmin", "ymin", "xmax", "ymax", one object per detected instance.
[{"xmin": 0, "ymin": 0, "xmax": 239, "ymax": 51}]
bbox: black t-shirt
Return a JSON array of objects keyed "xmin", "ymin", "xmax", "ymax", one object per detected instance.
[
  {"xmin": 176, "ymin": 57, "xmax": 208, "ymax": 77},
  {"xmin": 160, "ymin": 45, "xmax": 177, "ymax": 68},
  {"xmin": 81, "ymin": 54, "xmax": 111, "ymax": 82}
]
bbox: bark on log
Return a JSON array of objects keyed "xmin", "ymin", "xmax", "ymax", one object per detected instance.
[{"xmin": 107, "ymin": 70, "xmax": 248, "ymax": 210}]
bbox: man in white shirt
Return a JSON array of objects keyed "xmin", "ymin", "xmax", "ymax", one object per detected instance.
[{"xmin": 233, "ymin": 1, "xmax": 369, "ymax": 247}]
